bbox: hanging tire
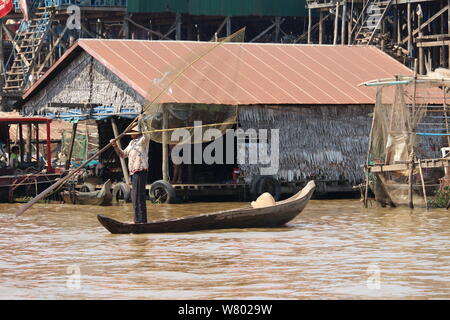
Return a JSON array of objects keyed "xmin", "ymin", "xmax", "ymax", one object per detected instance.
[
  {"xmin": 79, "ymin": 182, "xmax": 96, "ymax": 192},
  {"xmin": 149, "ymin": 180, "xmax": 176, "ymax": 204},
  {"xmin": 250, "ymin": 175, "xmax": 281, "ymax": 201},
  {"xmin": 112, "ymin": 182, "xmax": 131, "ymax": 204}
]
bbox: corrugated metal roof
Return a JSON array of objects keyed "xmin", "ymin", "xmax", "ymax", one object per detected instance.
[{"xmin": 23, "ymin": 40, "xmax": 413, "ymax": 105}]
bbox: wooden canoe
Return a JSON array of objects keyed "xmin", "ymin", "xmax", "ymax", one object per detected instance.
[
  {"xmin": 97, "ymin": 180, "xmax": 316, "ymax": 234},
  {"xmin": 62, "ymin": 180, "xmax": 112, "ymax": 206}
]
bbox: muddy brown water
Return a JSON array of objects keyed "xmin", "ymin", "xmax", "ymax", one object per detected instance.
[{"xmin": 0, "ymin": 200, "xmax": 449, "ymax": 299}]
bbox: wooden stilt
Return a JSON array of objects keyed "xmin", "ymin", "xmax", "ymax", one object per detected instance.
[
  {"xmin": 341, "ymin": 0, "xmax": 347, "ymax": 45},
  {"xmin": 27, "ymin": 123, "xmax": 32, "ymax": 162},
  {"xmin": 418, "ymin": 159, "xmax": 428, "ymax": 209},
  {"xmin": 226, "ymin": 16, "xmax": 231, "ymax": 36},
  {"xmin": 347, "ymin": 0, "xmax": 353, "ymax": 45},
  {"xmin": 275, "ymin": 17, "xmax": 281, "ymax": 42},
  {"xmin": 308, "ymin": 9, "xmax": 312, "ymax": 44},
  {"xmin": 19, "ymin": 124, "xmax": 24, "ymax": 163},
  {"xmin": 409, "ymin": 60, "xmax": 419, "ymax": 209},
  {"xmin": 408, "ymin": 156, "xmax": 415, "ymax": 209},
  {"xmin": 418, "ymin": 11, "xmax": 424, "ymax": 75},
  {"xmin": 319, "ymin": 10, "xmax": 324, "ymax": 44},
  {"xmin": 408, "ymin": 3, "xmax": 412, "ymax": 63},
  {"xmin": 111, "ymin": 117, "xmax": 131, "ymax": 185},
  {"xmin": 66, "ymin": 123, "xmax": 78, "ymax": 170},
  {"xmin": 448, "ymin": 0, "xmax": 450, "ymax": 68},
  {"xmin": 334, "ymin": 3, "xmax": 339, "ymax": 45},
  {"xmin": 35, "ymin": 124, "xmax": 39, "ymax": 162},
  {"xmin": 176, "ymin": 13, "xmax": 182, "ymax": 41},
  {"xmin": 364, "ymin": 102, "xmax": 377, "ymax": 208},
  {"xmin": 123, "ymin": 15, "xmax": 129, "ymax": 39},
  {"xmin": 0, "ymin": 18, "xmax": 4, "ymax": 105},
  {"xmin": 441, "ymin": 1, "xmax": 446, "ymax": 66}
]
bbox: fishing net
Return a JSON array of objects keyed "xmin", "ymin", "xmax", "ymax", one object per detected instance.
[
  {"xmin": 368, "ymin": 79, "xmax": 448, "ymax": 206},
  {"xmin": 138, "ymin": 28, "xmax": 246, "ymax": 145}
]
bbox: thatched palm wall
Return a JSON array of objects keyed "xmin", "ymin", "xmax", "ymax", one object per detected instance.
[
  {"xmin": 23, "ymin": 52, "xmax": 144, "ymax": 115},
  {"xmin": 238, "ymin": 105, "xmax": 372, "ymax": 184}
]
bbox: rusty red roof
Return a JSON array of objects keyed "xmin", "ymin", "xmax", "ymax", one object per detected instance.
[{"xmin": 23, "ymin": 40, "xmax": 413, "ymax": 105}]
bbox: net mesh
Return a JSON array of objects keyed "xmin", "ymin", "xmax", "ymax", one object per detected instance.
[
  {"xmin": 139, "ymin": 28, "xmax": 246, "ymax": 144},
  {"xmin": 369, "ymin": 80, "xmax": 447, "ymax": 206}
]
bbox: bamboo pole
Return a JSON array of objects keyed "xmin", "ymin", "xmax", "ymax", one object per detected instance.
[
  {"xmin": 443, "ymin": 87, "xmax": 450, "ymax": 148},
  {"xmin": 65, "ymin": 123, "xmax": 78, "ymax": 170},
  {"xmin": 341, "ymin": 0, "xmax": 347, "ymax": 45},
  {"xmin": 162, "ymin": 106, "xmax": 169, "ymax": 182},
  {"xmin": 19, "ymin": 124, "xmax": 24, "ymax": 163},
  {"xmin": 27, "ymin": 123, "xmax": 32, "ymax": 162},
  {"xmin": 334, "ymin": 3, "xmax": 340, "ymax": 45},
  {"xmin": 408, "ymin": 3, "xmax": 412, "ymax": 63},
  {"xmin": 35, "ymin": 124, "xmax": 39, "ymax": 162},
  {"xmin": 319, "ymin": 10, "xmax": 323, "ymax": 44},
  {"xmin": 0, "ymin": 18, "xmax": 4, "ymax": 100},
  {"xmin": 409, "ymin": 60, "xmax": 419, "ymax": 209},
  {"xmin": 111, "ymin": 117, "xmax": 131, "ymax": 185},
  {"xmin": 364, "ymin": 108, "xmax": 376, "ymax": 208},
  {"xmin": 418, "ymin": 159, "xmax": 428, "ymax": 209},
  {"xmin": 418, "ymin": 11, "xmax": 424, "ymax": 75}
]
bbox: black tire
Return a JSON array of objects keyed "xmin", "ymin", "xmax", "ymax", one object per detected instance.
[
  {"xmin": 149, "ymin": 180, "xmax": 176, "ymax": 204},
  {"xmin": 250, "ymin": 175, "xmax": 281, "ymax": 201},
  {"xmin": 112, "ymin": 182, "xmax": 131, "ymax": 204},
  {"xmin": 79, "ymin": 182, "xmax": 95, "ymax": 192}
]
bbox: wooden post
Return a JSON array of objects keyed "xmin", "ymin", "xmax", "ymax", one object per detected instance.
[
  {"xmin": 19, "ymin": 124, "xmax": 24, "ymax": 163},
  {"xmin": 175, "ymin": 13, "xmax": 182, "ymax": 40},
  {"xmin": 275, "ymin": 17, "xmax": 281, "ymax": 42},
  {"xmin": 441, "ymin": 0, "xmax": 446, "ymax": 66},
  {"xmin": 27, "ymin": 123, "xmax": 32, "ymax": 162},
  {"xmin": 162, "ymin": 107, "xmax": 169, "ymax": 182},
  {"xmin": 341, "ymin": 0, "xmax": 347, "ymax": 45},
  {"xmin": 409, "ymin": 60, "xmax": 418, "ymax": 209},
  {"xmin": 46, "ymin": 120, "xmax": 52, "ymax": 173},
  {"xmin": 308, "ymin": 9, "xmax": 312, "ymax": 44},
  {"xmin": 319, "ymin": 10, "xmax": 324, "ymax": 44},
  {"xmin": 123, "ymin": 15, "xmax": 130, "ymax": 39},
  {"xmin": 66, "ymin": 123, "xmax": 78, "ymax": 170},
  {"xmin": 35, "ymin": 124, "xmax": 39, "ymax": 162},
  {"xmin": 111, "ymin": 117, "xmax": 131, "ymax": 185},
  {"xmin": 364, "ymin": 107, "xmax": 376, "ymax": 208},
  {"xmin": 418, "ymin": 11, "xmax": 424, "ymax": 75},
  {"xmin": 418, "ymin": 159, "xmax": 428, "ymax": 209},
  {"xmin": 334, "ymin": 3, "xmax": 340, "ymax": 45},
  {"xmin": 448, "ymin": 0, "xmax": 450, "ymax": 67},
  {"xmin": 408, "ymin": 3, "xmax": 412, "ymax": 63},
  {"xmin": 0, "ymin": 18, "xmax": 4, "ymax": 107},
  {"xmin": 96, "ymin": 19, "xmax": 102, "ymax": 39},
  {"xmin": 408, "ymin": 155, "xmax": 415, "ymax": 209}
]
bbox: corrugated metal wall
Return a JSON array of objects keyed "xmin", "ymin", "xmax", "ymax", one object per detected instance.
[{"xmin": 127, "ymin": 0, "xmax": 308, "ymax": 17}]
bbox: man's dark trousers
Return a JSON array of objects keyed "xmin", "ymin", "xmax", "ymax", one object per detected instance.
[{"xmin": 131, "ymin": 170, "xmax": 148, "ymax": 223}]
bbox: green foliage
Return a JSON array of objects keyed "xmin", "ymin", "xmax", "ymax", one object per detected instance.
[{"xmin": 428, "ymin": 186, "xmax": 450, "ymax": 208}]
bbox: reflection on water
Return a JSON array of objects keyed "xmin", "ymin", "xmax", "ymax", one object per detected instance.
[{"xmin": 0, "ymin": 200, "xmax": 449, "ymax": 299}]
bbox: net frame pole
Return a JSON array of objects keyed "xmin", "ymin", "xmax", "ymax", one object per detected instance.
[
  {"xmin": 162, "ymin": 105, "xmax": 169, "ymax": 182},
  {"xmin": 408, "ymin": 59, "xmax": 419, "ymax": 209},
  {"xmin": 111, "ymin": 117, "xmax": 131, "ymax": 185},
  {"xmin": 364, "ymin": 95, "xmax": 377, "ymax": 208}
]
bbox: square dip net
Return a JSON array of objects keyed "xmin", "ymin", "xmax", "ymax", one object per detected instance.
[{"xmin": 368, "ymin": 77, "xmax": 449, "ymax": 206}]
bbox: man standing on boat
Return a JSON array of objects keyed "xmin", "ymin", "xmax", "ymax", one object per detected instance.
[{"xmin": 110, "ymin": 127, "xmax": 150, "ymax": 224}]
